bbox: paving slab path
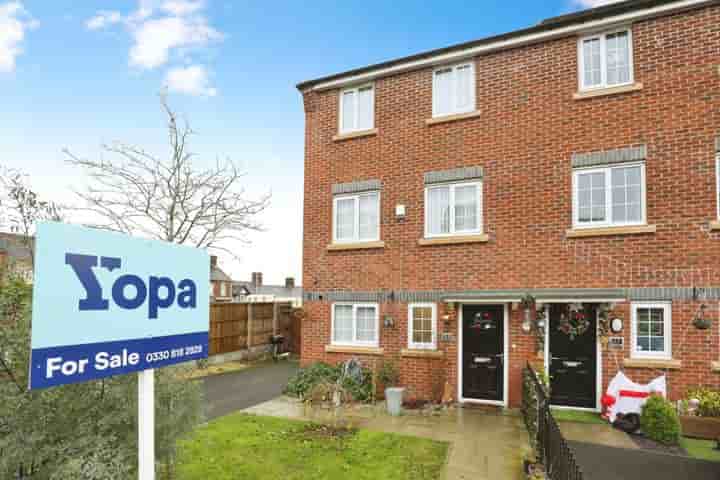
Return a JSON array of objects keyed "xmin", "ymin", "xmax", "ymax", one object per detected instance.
[
  {"xmin": 203, "ymin": 360, "xmax": 299, "ymax": 420},
  {"xmin": 244, "ymin": 396, "xmax": 528, "ymax": 480}
]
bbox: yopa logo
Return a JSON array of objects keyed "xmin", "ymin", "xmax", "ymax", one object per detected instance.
[{"xmin": 65, "ymin": 253, "xmax": 197, "ymax": 319}]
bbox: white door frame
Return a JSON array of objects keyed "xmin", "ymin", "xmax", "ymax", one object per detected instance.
[
  {"xmin": 457, "ymin": 302, "xmax": 509, "ymax": 407},
  {"xmin": 544, "ymin": 305, "xmax": 603, "ymax": 412}
]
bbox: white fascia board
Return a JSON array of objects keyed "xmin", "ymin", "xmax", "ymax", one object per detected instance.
[{"xmin": 311, "ymin": 0, "xmax": 713, "ymax": 91}]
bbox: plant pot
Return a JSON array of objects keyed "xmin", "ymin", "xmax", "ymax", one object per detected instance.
[
  {"xmin": 693, "ymin": 318, "xmax": 712, "ymax": 330},
  {"xmin": 680, "ymin": 416, "xmax": 720, "ymax": 440},
  {"xmin": 385, "ymin": 387, "xmax": 405, "ymax": 416}
]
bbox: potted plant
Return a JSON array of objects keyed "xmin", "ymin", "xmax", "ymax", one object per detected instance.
[
  {"xmin": 378, "ymin": 360, "xmax": 403, "ymax": 416},
  {"xmin": 680, "ymin": 388, "xmax": 720, "ymax": 439}
]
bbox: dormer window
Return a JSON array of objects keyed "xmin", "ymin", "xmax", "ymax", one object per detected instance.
[
  {"xmin": 339, "ymin": 84, "xmax": 374, "ymax": 134},
  {"xmin": 578, "ymin": 29, "xmax": 633, "ymax": 91}
]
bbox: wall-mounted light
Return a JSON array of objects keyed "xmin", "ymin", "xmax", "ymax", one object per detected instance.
[
  {"xmin": 395, "ymin": 204, "xmax": 406, "ymax": 219},
  {"xmin": 383, "ymin": 315, "xmax": 394, "ymax": 328}
]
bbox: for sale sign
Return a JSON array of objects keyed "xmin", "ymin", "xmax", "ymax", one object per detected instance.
[{"xmin": 29, "ymin": 222, "xmax": 209, "ymax": 390}]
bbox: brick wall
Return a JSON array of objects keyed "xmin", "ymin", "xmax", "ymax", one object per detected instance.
[{"xmin": 301, "ymin": 5, "xmax": 720, "ymax": 406}]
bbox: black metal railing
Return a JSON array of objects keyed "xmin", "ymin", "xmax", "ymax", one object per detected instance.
[{"xmin": 522, "ymin": 363, "xmax": 584, "ymax": 480}]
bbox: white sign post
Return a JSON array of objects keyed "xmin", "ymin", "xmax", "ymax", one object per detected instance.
[
  {"xmin": 28, "ymin": 222, "xmax": 209, "ymax": 480},
  {"xmin": 138, "ymin": 369, "xmax": 155, "ymax": 480}
]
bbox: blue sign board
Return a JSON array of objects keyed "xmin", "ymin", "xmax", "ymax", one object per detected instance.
[{"xmin": 29, "ymin": 222, "xmax": 210, "ymax": 390}]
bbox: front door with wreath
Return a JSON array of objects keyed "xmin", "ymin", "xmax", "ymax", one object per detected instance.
[{"xmin": 548, "ymin": 303, "xmax": 597, "ymax": 409}]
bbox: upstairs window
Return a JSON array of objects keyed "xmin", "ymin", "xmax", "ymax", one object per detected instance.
[
  {"xmin": 572, "ymin": 163, "xmax": 645, "ymax": 228},
  {"xmin": 333, "ymin": 191, "xmax": 380, "ymax": 243},
  {"xmin": 425, "ymin": 181, "xmax": 482, "ymax": 237},
  {"xmin": 579, "ymin": 29, "xmax": 633, "ymax": 91},
  {"xmin": 433, "ymin": 62, "xmax": 475, "ymax": 118},
  {"xmin": 631, "ymin": 303, "xmax": 672, "ymax": 359},
  {"xmin": 339, "ymin": 84, "xmax": 374, "ymax": 134}
]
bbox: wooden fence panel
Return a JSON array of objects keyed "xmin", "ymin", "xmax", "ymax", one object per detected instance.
[
  {"xmin": 250, "ymin": 303, "xmax": 274, "ymax": 347},
  {"xmin": 209, "ymin": 302, "xmax": 299, "ymax": 356},
  {"xmin": 210, "ymin": 303, "xmax": 248, "ymax": 355}
]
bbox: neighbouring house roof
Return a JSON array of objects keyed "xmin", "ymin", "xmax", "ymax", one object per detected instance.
[
  {"xmin": 232, "ymin": 281, "xmax": 303, "ymax": 299},
  {"xmin": 0, "ymin": 232, "xmax": 33, "ymax": 260},
  {"xmin": 211, "ymin": 265, "xmax": 232, "ymax": 282},
  {"xmin": 296, "ymin": 0, "xmax": 708, "ymax": 91}
]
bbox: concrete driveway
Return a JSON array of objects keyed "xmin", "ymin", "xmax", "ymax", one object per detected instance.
[{"xmin": 203, "ymin": 360, "xmax": 299, "ymax": 420}]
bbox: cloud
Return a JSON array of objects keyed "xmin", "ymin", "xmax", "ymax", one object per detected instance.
[
  {"xmin": 0, "ymin": 2, "xmax": 38, "ymax": 73},
  {"xmin": 129, "ymin": 15, "xmax": 221, "ymax": 69},
  {"xmin": 161, "ymin": 0, "xmax": 205, "ymax": 16},
  {"xmin": 85, "ymin": 10, "xmax": 123, "ymax": 30},
  {"xmin": 164, "ymin": 64, "xmax": 217, "ymax": 97},
  {"xmin": 85, "ymin": 0, "xmax": 222, "ymax": 95},
  {"xmin": 572, "ymin": 0, "xmax": 623, "ymax": 7}
]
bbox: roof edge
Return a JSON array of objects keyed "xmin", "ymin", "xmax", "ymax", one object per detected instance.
[{"xmin": 296, "ymin": 0, "xmax": 712, "ymax": 92}]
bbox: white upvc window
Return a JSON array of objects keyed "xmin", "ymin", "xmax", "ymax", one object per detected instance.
[
  {"xmin": 339, "ymin": 84, "xmax": 374, "ymax": 134},
  {"xmin": 578, "ymin": 29, "xmax": 633, "ymax": 91},
  {"xmin": 333, "ymin": 191, "xmax": 380, "ymax": 244},
  {"xmin": 332, "ymin": 303, "xmax": 379, "ymax": 347},
  {"xmin": 432, "ymin": 62, "xmax": 476, "ymax": 118},
  {"xmin": 425, "ymin": 181, "xmax": 482, "ymax": 237},
  {"xmin": 408, "ymin": 303, "xmax": 437, "ymax": 350},
  {"xmin": 572, "ymin": 163, "xmax": 646, "ymax": 228},
  {"xmin": 631, "ymin": 302, "xmax": 672, "ymax": 359},
  {"xmin": 220, "ymin": 282, "xmax": 227, "ymax": 297}
]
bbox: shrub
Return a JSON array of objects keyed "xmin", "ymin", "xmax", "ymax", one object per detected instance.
[
  {"xmin": 687, "ymin": 388, "xmax": 720, "ymax": 417},
  {"xmin": 377, "ymin": 360, "xmax": 400, "ymax": 388},
  {"xmin": 285, "ymin": 362, "xmax": 373, "ymax": 402},
  {"xmin": 641, "ymin": 395, "xmax": 681, "ymax": 445}
]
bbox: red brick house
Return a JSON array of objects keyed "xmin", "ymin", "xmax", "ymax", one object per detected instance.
[{"xmin": 297, "ymin": 0, "xmax": 720, "ymax": 410}]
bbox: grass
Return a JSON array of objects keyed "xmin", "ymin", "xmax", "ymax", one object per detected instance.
[
  {"xmin": 552, "ymin": 409, "xmax": 606, "ymax": 425},
  {"xmin": 176, "ymin": 414, "xmax": 449, "ymax": 480},
  {"xmin": 681, "ymin": 437, "xmax": 720, "ymax": 462}
]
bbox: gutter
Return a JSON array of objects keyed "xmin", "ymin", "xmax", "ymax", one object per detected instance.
[{"xmin": 302, "ymin": 0, "xmax": 714, "ymax": 92}]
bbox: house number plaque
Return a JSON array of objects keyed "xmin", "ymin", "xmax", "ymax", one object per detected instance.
[{"xmin": 608, "ymin": 337, "xmax": 624, "ymax": 350}]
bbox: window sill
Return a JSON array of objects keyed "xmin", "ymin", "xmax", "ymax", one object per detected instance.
[
  {"xmin": 327, "ymin": 241, "xmax": 385, "ymax": 251},
  {"xmin": 573, "ymin": 82, "xmax": 643, "ymax": 100},
  {"xmin": 418, "ymin": 234, "xmax": 489, "ymax": 246},
  {"xmin": 566, "ymin": 224, "xmax": 656, "ymax": 238},
  {"xmin": 425, "ymin": 111, "xmax": 481, "ymax": 126},
  {"xmin": 623, "ymin": 358, "xmax": 682, "ymax": 370},
  {"xmin": 325, "ymin": 345, "xmax": 384, "ymax": 355},
  {"xmin": 401, "ymin": 349, "xmax": 444, "ymax": 359},
  {"xmin": 709, "ymin": 220, "xmax": 720, "ymax": 231},
  {"xmin": 332, "ymin": 128, "xmax": 378, "ymax": 142}
]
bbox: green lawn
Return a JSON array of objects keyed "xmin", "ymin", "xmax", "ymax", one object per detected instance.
[
  {"xmin": 176, "ymin": 414, "xmax": 449, "ymax": 480},
  {"xmin": 552, "ymin": 409, "xmax": 606, "ymax": 425},
  {"xmin": 681, "ymin": 437, "xmax": 720, "ymax": 462}
]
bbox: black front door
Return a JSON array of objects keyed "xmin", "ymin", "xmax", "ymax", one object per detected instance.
[
  {"xmin": 549, "ymin": 304, "xmax": 597, "ymax": 408},
  {"xmin": 462, "ymin": 305, "xmax": 504, "ymax": 401}
]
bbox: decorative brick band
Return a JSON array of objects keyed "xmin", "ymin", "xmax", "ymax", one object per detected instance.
[
  {"xmin": 424, "ymin": 166, "xmax": 484, "ymax": 185},
  {"xmin": 332, "ymin": 179, "xmax": 382, "ymax": 195},
  {"xmin": 571, "ymin": 145, "xmax": 646, "ymax": 169},
  {"xmin": 303, "ymin": 287, "xmax": 720, "ymax": 303}
]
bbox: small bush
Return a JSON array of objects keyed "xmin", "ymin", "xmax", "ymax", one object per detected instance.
[
  {"xmin": 641, "ymin": 395, "xmax": 681, "ymax": 445},
  {"xmin": 687, "ymin": 388, "xmax": 720, "ymax": 418},
  {"xmin": 285, "ymin": 362, "xmax": 373, "ymax": 402}
]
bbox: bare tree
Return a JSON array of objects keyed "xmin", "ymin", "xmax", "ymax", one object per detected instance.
[
  {"xmin": 64, "ymin": 95, "xmax": 270, "ymax": 255},
  {"xmin": 0, "ymin": 166, "xmax": 63, "ymax": 260}
]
